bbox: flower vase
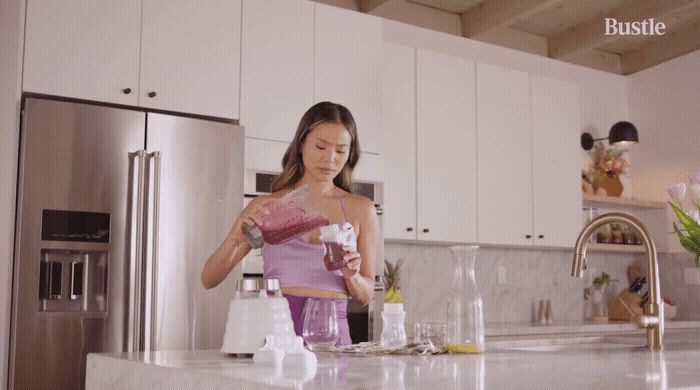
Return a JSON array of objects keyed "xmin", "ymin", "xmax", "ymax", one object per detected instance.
[
  {"xmin": 591, "ymin": 286, "xmax": 608, "ymax": 322},
  {"xmin": 600, "ymin": 176, "xmax": 624, "ymax": 197}
]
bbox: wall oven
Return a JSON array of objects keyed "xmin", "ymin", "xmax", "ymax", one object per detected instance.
[{"xmin": 241, "ymin": 171, "xmax": 384, "ymax": 343}]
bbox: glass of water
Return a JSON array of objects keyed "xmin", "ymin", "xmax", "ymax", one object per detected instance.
[{"xmin": 302, "ymin": 298, "xmax": 339, "ymax": 351}]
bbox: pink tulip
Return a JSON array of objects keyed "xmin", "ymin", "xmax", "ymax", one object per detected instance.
[
  {"xmin": 667, "ymin": 183, "xmax": 686, "ymax": 202},
  {"xmin": 687, "ymin": 209, "xmax": 700, "ymax": 225},
  {"xmin": 689, "ymin": 184, "xmax": 700, "ymax": 203},
  {"xmin": 689, "ymin": 171, "xmax": 700, "ymax": 185}
]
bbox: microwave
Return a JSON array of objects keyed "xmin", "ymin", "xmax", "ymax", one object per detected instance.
[{"xmin": 244, "ymin": 171, "xmax": 384, "ymax": 205}]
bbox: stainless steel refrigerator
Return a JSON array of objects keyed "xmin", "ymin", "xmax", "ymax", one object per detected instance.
[{"xmin": 9, "ymin": 97, "xmax": 244, "ymax": 389}]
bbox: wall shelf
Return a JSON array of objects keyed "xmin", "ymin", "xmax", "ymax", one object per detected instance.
[
  {"xmin": 587, "ymin": 243, "xmax": 646, "ymax": 253},
  {"xmin": 586, "ymin": 242, "xmax": 671, "ymax": 254},
  {"xmin": 582, "ymin": 194, "xmax": 667, "ymax": 210}
]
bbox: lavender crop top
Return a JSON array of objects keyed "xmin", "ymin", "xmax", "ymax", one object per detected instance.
[{"xmin": 262, "ymin": 190, "xmax": 350, "ymax": 294}]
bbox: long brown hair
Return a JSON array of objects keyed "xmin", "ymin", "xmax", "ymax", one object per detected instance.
[{"xmin": 270, "ymin": 102, "xmax": 360, "ymax": 193}]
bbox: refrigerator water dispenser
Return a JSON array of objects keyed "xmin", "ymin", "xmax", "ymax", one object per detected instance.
[{"xmin": 39, "ymin": 249, "xmax": 108, "ymax": 313}]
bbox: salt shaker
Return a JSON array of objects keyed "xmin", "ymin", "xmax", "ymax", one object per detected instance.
[
  {"xmin": 545, "ymin": 300, "xmax": 553, "ymax": 325},
  {"xmin": 537, "ymin": 300, "xmax": 547, "ymax": 325}
]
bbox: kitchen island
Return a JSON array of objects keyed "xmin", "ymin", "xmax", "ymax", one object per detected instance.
[{"xmin": 87, "ymin": 330, "xmax": 700, "ymax": 389}]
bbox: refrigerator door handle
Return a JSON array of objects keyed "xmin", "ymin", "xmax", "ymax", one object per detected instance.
[
  {"xmin": 128, "ymin": 150, "xmax": 147, "ymax": 353},
  {"xmin": 147, "ymin": 151, "xmax": 162, "ymax": 352}
]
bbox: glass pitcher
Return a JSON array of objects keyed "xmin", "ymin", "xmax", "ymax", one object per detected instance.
[{"xmin": 446, "ymin": 245, "xmax": 485, "ymax": 353}]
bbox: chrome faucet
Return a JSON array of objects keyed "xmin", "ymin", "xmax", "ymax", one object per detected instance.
[{"xmin": 572, "ymin": 212, "xmax": 663, "ymax": 349}]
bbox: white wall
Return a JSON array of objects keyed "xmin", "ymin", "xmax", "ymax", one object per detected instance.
[
  {"xmin": 626, "ymin": 49, "xmax": 700, "ymax": 254},
  {"xmin": 627, "ymin": 49, "xmax": 700, "ymax": 201},
  {"xmin": 0, "ymin": 0, "xmax": 25, "ymax": 388}
]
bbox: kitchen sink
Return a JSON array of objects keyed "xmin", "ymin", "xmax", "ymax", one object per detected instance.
[{"xmin": 489, "ymin": 336, "xmax": 645, "ymax": 352}]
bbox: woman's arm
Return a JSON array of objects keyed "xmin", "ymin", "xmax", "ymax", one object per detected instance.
[
  {"xmin": 200, "ymin": 230, "xmax": 250, "ymax": 289},
  {"xmin": 341, "ymin": 198, "xmax": 378, "ymax": 305},
  {"xmin": 200, "ymin": 195, "xmax": 270, "ymax": 289}
]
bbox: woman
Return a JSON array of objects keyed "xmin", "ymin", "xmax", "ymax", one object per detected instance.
[{"xmin": 201, "ymin": 101, "xmax": 378, "ymax": 346}]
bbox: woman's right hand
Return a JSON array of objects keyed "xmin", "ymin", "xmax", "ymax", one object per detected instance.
[
  {"xmin": 201, "ymin": 195, "xmax": 275, "ymax": 289},
  {"xmin": 230, "ymin": 196, "xmax": 273, "ymax": 241}
]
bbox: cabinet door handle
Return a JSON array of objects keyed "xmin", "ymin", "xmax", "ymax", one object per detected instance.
[
  {"xmin": 423, "ymin": 228, "xmax": 430, "ymax": 233},
  {"xmin": 148, "ymin": 91, "xmax": 157, "ymax": 98},
  {"xmin": 406, "ymin": 227, "xmax": 413, "ymax": 232},
  {"xmin": 122, "ymin": 88, "xmax": 132, "ymax": 94},
  {"xmin": 538, "ymin": 235, "xmax": 544, "ymax": 239},
  {"xmin": 526, "ymin": 235, "xmax": 532, "ymax": 239}
]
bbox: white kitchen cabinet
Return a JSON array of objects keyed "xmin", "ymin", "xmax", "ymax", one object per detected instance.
[
  {"xmin": 381, "ymin": 45, "xmax": 477, "ymax": 243},
  {"xmin": 244, "ymin": 138, "xmax": 289, "ymax": 175},
  {"xmin": 531, "ymin": 74, "xmax": 582, "ymax": 248},
  {"xmin": 353, "ymin": 153, "xmax": 384, "ymax": 183},
  {"xmin": 477, "ymin": 63, "xmax": 532, "ymax": 246},
  {"xmin": 314, "ymin": 3, "xmax": 381, "ymax": 154},
  {"xmin": 477, "ymin": 63, "xmax": 581, "ymax": 248},
  {"xmin": 140, "ymin": 0, "xmax": 240, "ymax": 118},
  {"xmin": 23, "ymin": 0, "xmax": 142, "ymax": 106},
  {"xmin": 381, "ymin": 43, "xmax": 417, "ymax": 240},
  {"xmin": 23, "ymin": 0, "xmax": 241, "ymax": 119},
  {"xmin": 239, "ymin": 0, "xmax": 313, "ymax": 142},
  {"xmin": 416, "ymin": 50, "xmax": 477, "ymax": 243}
]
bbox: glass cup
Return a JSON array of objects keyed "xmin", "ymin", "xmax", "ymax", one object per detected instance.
[
  {"xmin": 414, "ymin": 322, "xmax": 447, "ymax": 345},
  {"xmin": 302, "ymin": 298, "xmax": 339, "ymax": 351}
]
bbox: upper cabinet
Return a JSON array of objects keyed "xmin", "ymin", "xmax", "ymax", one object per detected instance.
[
  {"xmin": 382, "ymin": 44, "xmax": 477, "ymax": 243},
  {"xmin": 477, "ymin": 63, "xmax": 581, "ymax": 248},
  {"xmin": 139, "ymin": 0, "xmax": 241, "ymax": 118},
  {"xmin": 530, "ymin": 74, "xmax": 582, "ymax": 248},
  {"xmin": 381, "ymin": 43, "xmax": 417, "ymax": 240},
  {"xmin": 239, "ymin": 0, "xmax": 313, "ymax": 142},
  {"xmin": 416, "ymin": 50, "xmax": 477, "ymax": 243},
  {"xmin": 477, "ymin": 63, "xmax": 532, "ymax": 246},
  {"xmin": 314, "ymin": 3, "xmax": 381, "ymax": 154},
  {"xmin": 23, "ymin": 0, "xmax": 241, "ymax": 119},
  {"xmin": 23, "ymin": 0, "xmax": 142, "ymax": 106}
]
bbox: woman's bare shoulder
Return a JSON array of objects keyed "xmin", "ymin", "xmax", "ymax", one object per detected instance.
[{"xmin": 340, "ymin": 191, "xmax": 375, "ymax": 216}]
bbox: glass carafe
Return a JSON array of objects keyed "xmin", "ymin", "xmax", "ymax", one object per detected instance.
[{"xmin": 446, "ymin": 245, "xmax": 485, "ymax": 353}]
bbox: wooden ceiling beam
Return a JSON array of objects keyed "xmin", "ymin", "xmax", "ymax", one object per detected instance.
[
  {"xmin": 461, "ymin": 0, "xmax": 562, "ymax": 37},
  {"xmin": 621, "ymin": 23, "xmax": 700, "ymax": 75},
  {"xmin": 358, "ymin": 0, "xmax": 390, "ymax": 13},
  {"xmin": 548, "ymin": 0, "xmax": 700, "ymax": 60}
]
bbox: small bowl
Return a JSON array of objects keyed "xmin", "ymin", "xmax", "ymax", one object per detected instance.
[{"xmin": 413, "ymin": 322, "xmax": 447, "ymax": 345}]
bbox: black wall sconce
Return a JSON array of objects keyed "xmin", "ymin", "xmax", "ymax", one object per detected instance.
[{"xmin": 581, "ymin": 121, "xmax": 639, "ymax": 150}]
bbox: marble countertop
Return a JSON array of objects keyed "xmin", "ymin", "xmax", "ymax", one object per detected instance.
[{"xmin": 87, "ymin": 330, "xmax": 700, "ymax": 389}]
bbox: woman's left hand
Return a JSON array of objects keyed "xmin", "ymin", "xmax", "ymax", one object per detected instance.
[{"xmin": 341, "ymin": 246, "xmax": 361, "ymax": 277}]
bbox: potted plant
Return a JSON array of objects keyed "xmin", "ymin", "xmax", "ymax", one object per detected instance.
[
  {"xmin": 383, "ymin": 259, "xmax": 404, "ymax": 303},
  {"xmin": 584, "ymin": 272, "xmax": 613, "ymax": 322}
]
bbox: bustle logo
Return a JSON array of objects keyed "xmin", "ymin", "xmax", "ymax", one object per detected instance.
[{"xmin": 605, "ymin": 18, "xmax": 666, "ymax": 36}]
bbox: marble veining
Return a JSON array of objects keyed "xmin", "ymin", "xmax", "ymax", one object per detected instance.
[{"xmin": 384, "ymin": 243, "xmax": 699, "ymax": 334}]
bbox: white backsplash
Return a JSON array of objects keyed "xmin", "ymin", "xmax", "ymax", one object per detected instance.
[{"xmin": 384, "ymin": 243, "xmax": 700, "ymax": 333}]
